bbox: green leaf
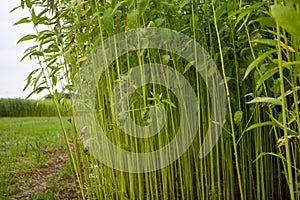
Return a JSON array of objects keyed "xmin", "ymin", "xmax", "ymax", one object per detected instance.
[
  {"xmin": 254, "ymin": 152, "xmax": 286, "ymax": 163},
  {"xmin": 37, "ymin": 8, "xmax": 48, "ymax": 18},
  {"xmin": 234, "ymin": 111, "xmax": 243, "ymax": 125},
  {"xmin": 127, "ymin": 9, "xmax": 139, "ymax": 27},
  {"xmin": 112, "ymin": 1, "xmax": 125, "ymax": 14},
  {"xmin": 161, "ymin": 1, "xmax": 175, "ymax": 11},
  {"xmin": 125, "ymin": 0, "xmax": 134, "ymax": 7},
  {"xmin": 154, "ymin": 18, "xmax": 165, "ymax": 26},
  {"xmin": 30, "ymin": 51, "xmax": 44, "ymax": 57},
  {"xmin": 26, "ymin": 86, "xmax": 49, "ymax": 99},
  {"xmin": 121, "ymin": 144, "xmax": 131, "ymax": 151},
  {"xmin": 234, "ymin": 2, "xmax": 266, "ymax": 27},
  {"xmin": 25, "ymin": 0, "xmax": 32, "ymax": 8},
  {"xmin": 255, "ymin": 67, "xmax": 278, "ymax": 91},
  {"xmin": 77, "ymin": 56, "xmax": 87, "ymax": 63},
  {"xmin": 234, "ymin": 9, "xmax": 252, "ymax": 27},
  {"xmin": 247, "ymin": 97, "xmax": 281, "ymax": 106},
  {"xmin": 17, "ymin": 34, "xmax": 37, "ymax": 44},
  {"xmin": 102, "ymin": 7, "xmax": 113, "ymax": 30},
  {"xmin": 179, "ymin": 0, "xmax": 190, "ymax": 9},
  {"xmin": 279, "ymin": 86, "xmax": 300, "ymax": 99},
  {"xmin": 270, "ymin": 78, "xmax": 281, "ymax": 97},
  {"xmin": 243, "ymin": 50, "xmax": 276, "ymax": 80},
  {"xmin": 138, "ymin": 0, "xmax": 149, "ymax": 14},
  {"xmin": 23, "ymin": 68, "xmax": 40, "ymax": 91},
  {"xmin": 268, "ymin": 114, "xmax": 299, "ymax": 135},
  {"xmin": 20, "ymin": 51, "xmax": 33, "ymax": 62},
  {"xmin": 216, "ymin": 2, "xmax": 227, "ymax": 21},
  {"xmin": 44, "ymin": 44, "xmax": 60, "ymax": 53},
  {"xmin": 81, "ymin": 7, "xmax": 90, "ymax": 17},
  {"xmin": 271, "ymin": 5, "xmax": 300, "ymax": 38},
  {"xmin": 31, "ymin": 9, "xmax": 38, "ymax": 26},
  {"xmin": 248, "ymin": 17, "xmax": 276, "ymax": 28},
  {"xmin": 226, "ymin": 0, "xmax": 238, "ymax": 15},
  {"xmin": 251, "ymin": 39, "xmax": 277, "ymax": 47},
  {"xmin": 13, "ymin": 17, "xmax": 31, "ymax": 25},
  {"xmin": 10, "ymin": 5, "xmax": 22, "ymax": 13},
  {"xmin": 162, "ymin": 99, "xmax": 177, "ymax": 108},
  {"xmin": 183, "ymin": 61, "xmax": 194, "ymax": 74},
  {"xmin": 243, "ymin": 121, "xmax": 274, "ymax": 133},
  {"xmin": 162, "ymin": 55, "xmax": 170, "ymax": 65}
]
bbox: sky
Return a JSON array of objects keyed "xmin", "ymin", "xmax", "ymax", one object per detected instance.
[{"xmin": 0, "ymin": 1, "xmax": 43, "ymax": 99}]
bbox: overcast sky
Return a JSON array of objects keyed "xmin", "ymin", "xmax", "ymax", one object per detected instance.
[{"xmin": 0, "ymin": 2, "xmax": 43, "ymax": 99}]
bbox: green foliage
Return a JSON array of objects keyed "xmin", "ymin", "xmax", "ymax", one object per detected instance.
[
  {"xmin": 0, "ymin": 98, "xmax": 68, "ymax": 117},
  {"xmin": 271, "ymin": 5, "xmax": 300, "ymax": 38},
  {"xmin": 14, "ymin": 0, "xmax": 300, "ymax": 199}
]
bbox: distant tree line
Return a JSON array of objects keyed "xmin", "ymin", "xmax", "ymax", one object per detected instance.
[{"xmin": 0, "ymin": 98, "xmax": 69, "ymax": 117}]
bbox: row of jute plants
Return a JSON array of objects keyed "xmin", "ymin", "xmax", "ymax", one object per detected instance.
[
  {"xmin": 14, "ymin": 0, "xmax": 300, "ymax": 199},
  {"xmin": 0, "ymin": 98, "xmax": 69, "ymax": 117}
]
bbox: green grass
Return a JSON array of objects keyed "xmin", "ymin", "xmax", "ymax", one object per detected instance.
[
  {"xmin": 27, "ymin": 192, "xmax": 55, "ymax": 200},
  {"xmin": 0, "ymin": 117, "xmax": 72, "ymax": 199}
]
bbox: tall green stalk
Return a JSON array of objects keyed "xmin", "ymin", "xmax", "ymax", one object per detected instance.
[
  {"xmin": 274, "ymin": 1, "xmax": 295, "ymax": 198},
  {"xmin": 211, "ymin": 1, "xmax": 244, "ymax": 199}
]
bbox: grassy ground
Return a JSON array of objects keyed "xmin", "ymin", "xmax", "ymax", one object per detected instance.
[{"xmin": 0, "ymin": 117, "xmax": 76, "ymax": 200}]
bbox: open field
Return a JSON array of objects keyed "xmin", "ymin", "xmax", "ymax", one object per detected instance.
[
  {"xmin": 8, "ymin": 0, "xmax": 300, "ymax": 199},
  {"xmin": 0, "ymin": 117, "xmax": 76, "ymax": 200}
]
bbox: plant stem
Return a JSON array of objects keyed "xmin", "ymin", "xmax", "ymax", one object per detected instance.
[
  {"xmin": 275, "ymin": 2, "xmax": 295, "ymax": 198},
  {"xmin": 211, "ymin": 1, "xmax": 244, "ymax": 199}
]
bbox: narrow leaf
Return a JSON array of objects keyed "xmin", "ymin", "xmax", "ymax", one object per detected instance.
[
  {"xmin": 247, "ymin": 97, "xmax": 281, "ymax": 106},
  {"xmin": 10, "ymin": 6, "xmax": 21, "ymax": 13},
  {"xmin": 17, "ymin": 34, "xmax": 37, "ymax": 44},
  {"xmin": 255, "ymin": 67, "xmax": 278, "ymax": 91},
  {"xmin": 244, "ymin": 121, "xmax": 274, "ymax": 133},
  {"xmin": 25, "ymin": 0, "xmax": 32, "ymax": 8},
  {"xmin": 254, "ymin": 152, "xmax": 286, "ymax": 163},
  {"xmin": 30, "ymin": 51, "xmax": 44, "ymax": 57},
  {"xmin": 251, "ymin": 39, "xmax": 278, "ymax": 47},
  {"xmin": 13, "ymin": 17, "xmax": 30, "ymax": 26},
  {"xmin": 234, "ymin": 2, "xmax": 266, "ymax": 27},
  {"xmin": 31, "ymin": 9, "xmax": 38, "ymax": 26},
  {"xmin": 216, "ymin": 2, "xmax": 227, "ymax": 21},
  {"xmin": 183, "ymin": 61, "xmax": 194, "ymax": 74},
  {"xmin": 162, "ymin": 99, "xmax": 177, "ymax": 108},
  {"xmin": 77, "ymin": 56, "xmax": 87, "ymax": 63},
  {"xmin": 268, "ymin": 114, "xmax": 298, "ymax": 135},
  {"xmin": 278, "ymin": 86, "xmax": 300, "ymax": 99},
  {"xmin": 243, "ymin": 50, "xmax": 276, "ymax": 80},
  {"xmin": 248, "ymin": 17, "xmax": 276, "ymax": 28}
]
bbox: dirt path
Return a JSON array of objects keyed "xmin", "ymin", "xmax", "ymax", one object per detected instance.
[{"xmin": 9, "ymin": 149, "xmax": 77, "ymax": 200}]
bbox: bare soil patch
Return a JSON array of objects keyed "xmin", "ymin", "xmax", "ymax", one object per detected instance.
[{"xmin": 8, "ymin": 149, "xmax": 77, "ymax": 200}]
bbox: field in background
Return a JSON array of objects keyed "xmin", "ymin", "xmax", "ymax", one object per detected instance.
[
  {"xmin": 0, "ymin": 98, "xmax": 69, "ymax": 117},
  {"xmin": 0, "ymin": 117, "xmax": 76, "ymax": 199}
]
